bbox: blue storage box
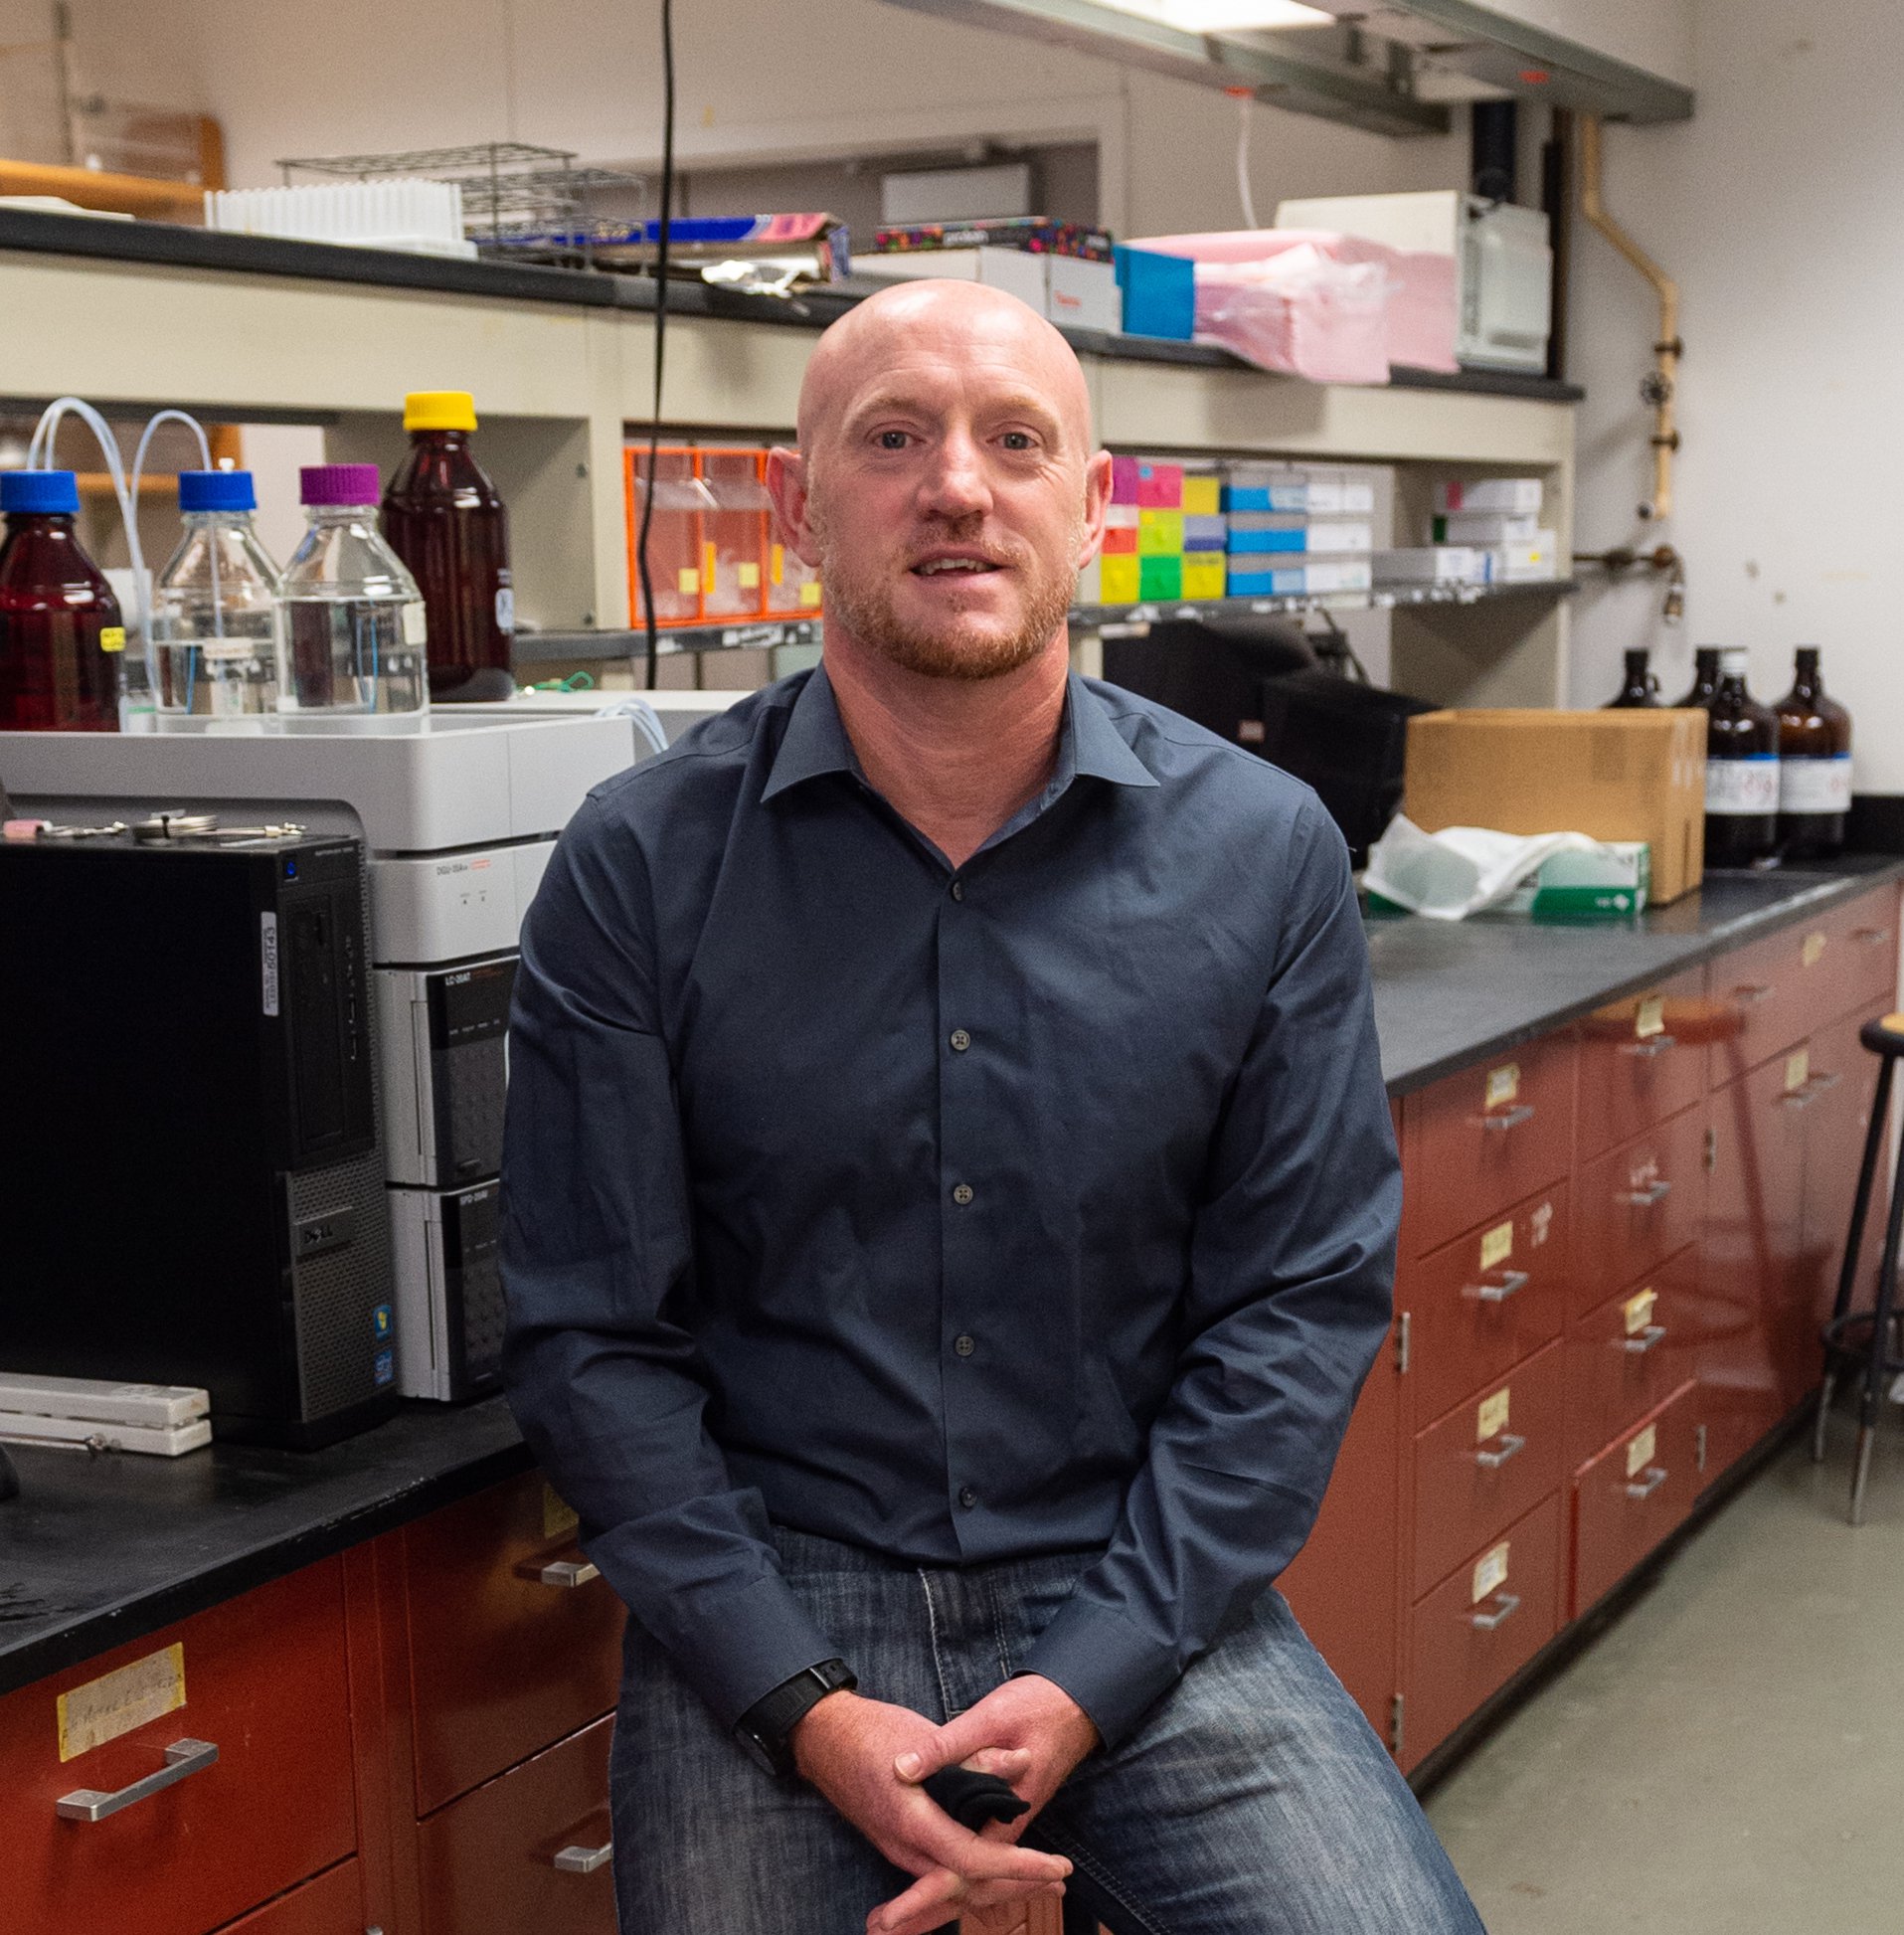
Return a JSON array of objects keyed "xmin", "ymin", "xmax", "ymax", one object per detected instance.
[
  {"xmin": 1227, "ymin": 565, "xmax": 1307, "ymax": 597},
  {"xmin": 1116, "ymin": 246, "xmax": 1195, "ymax": 341}
]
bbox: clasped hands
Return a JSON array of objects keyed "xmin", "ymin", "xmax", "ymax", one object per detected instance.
[{"xmin": 790, "ymin": 1672, "xmax": 1100, "ymax": 1935}]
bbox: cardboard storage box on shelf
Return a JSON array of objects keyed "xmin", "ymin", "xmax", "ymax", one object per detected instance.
[{"xmin": 1404, "ymin": 709, "xmax": 1708, "ymax": 904}]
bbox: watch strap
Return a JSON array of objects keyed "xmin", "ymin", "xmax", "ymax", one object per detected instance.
[{"xmin": 735, "ymin": 1658, "xmax": 857, "ymax": 1775}]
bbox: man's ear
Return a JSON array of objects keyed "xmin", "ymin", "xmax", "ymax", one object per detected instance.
[
  {"xmin": 1075, "ymin": 447, "xmax": 1114, "ymax": 570},
  {"xmin": 766, "ymin": 445, "xmax": 823, "ymax": 569}
]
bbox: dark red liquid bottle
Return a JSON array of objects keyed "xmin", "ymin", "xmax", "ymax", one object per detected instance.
[
  {"xmin": 382, "ymin": 390, "xmax": 516, "ymax": 703},
  {"xmin": 0, "ymin": 469, "xmax": 121, "ymax": 732}
]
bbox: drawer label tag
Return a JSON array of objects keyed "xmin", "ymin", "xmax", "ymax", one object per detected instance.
[
  {"xmin": 1803, "ymin": 931, "xmax": 1827, "ymax": 969},
  {"xmin": 1530, "ymin": 1199, "xmax": 1554, "ymax": 1247},
  {"xmin": 542, "ymin": 1482, "xmax": 581, "ymax": 1541},
  {"xmin": 1786, "ymin": 1049, "xmax": 1811, "ymax": 1095},
  {"xmin": 1471, "ymin": 1541, "xmax": 1510, "ymax": 1604},
  {"xmin": 57, "ymin": 1643, "xmax": 185, "ymax": 1763},
  {"xmin": 1626, "ymin": 1423, "xmax": 1658, "ymax": 1479},
  {"xmin": 1624, "ymin": 1287, "xmax": 1658, "ymax": 1335},
  {"xmin": 1484, "ymin": 1062, "xmax": 1520, "ymax": 1109},
  {"xmin": 1635, "ymin": 995, "xmax": 1666, "ymax": 1040},
  {"xmin": 1479, "ymin": 1220, "xmax": 1514, "ymax": 1271},
  {"xmin": 1476, "ymin": 1387, "xmax": 1511, "ymax": 1443}
]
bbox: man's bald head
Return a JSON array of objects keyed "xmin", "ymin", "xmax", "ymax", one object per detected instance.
[{"xmin": 796, "ymin": 278, "xmax": 1094, "ymax": 461}]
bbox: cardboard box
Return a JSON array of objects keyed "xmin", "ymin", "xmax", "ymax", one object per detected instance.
[
  {"xmin": 1303, "ymin": 559, "xmax": 1373, "ymax": 594},
  {"xmin": 1182, "ymin": 554, "xmax": 1226, "ymax": 600},
  {"xmin": 1373, "ymin": 546, "xmax": 1484, "ymax": 585},
  {"xmin": 1404, "ymin": 709, "xmax": 1708, "ymax": 904},
  {"xmin": 1100, "ymin": 553, "xmax": 1141, "ymax": 606},
  {"xmin": 855, "ymin": 245, "xmax": 1045, "ymax": 311},
  {"xmin": 1116, "ymin": 245, "xmax": 1195, "ymax": 339},
  {"xmin": 1137, "ymin": 509, "xmax": 1184, "ymax": 554},
  {"xmin": 1434, "ymin": 476, "xmax": 1543, "ymax": 515},
  {"xmin": 1138, "ymin": 554, "xmax": 1182, "ymax": 601},
  {"xmin": 1434, "ymin": 510, "xmax": 1541, "ymax": 545},
  {"xmin": 1045, "ymin": 254, "xmax": 1121, "ymax": 331}
]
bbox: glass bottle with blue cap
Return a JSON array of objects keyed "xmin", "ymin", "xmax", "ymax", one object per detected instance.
[{"xmin": 151, "ymin": 468, "xmax": 282, "ymax": 726}]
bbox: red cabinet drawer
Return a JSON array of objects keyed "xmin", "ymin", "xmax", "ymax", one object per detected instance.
[
  {"xmin": 1, "ymin": 1561, "xmax": 356, "ymax": 1935},
  {"xmin": 406, "ymin": 1471, "xmax": 625, "ymax": 1817},
  {"xmin": 1404, "ymin": 1182, "xmax": 1569, "ymax": 1426},
  {"xmin": 1708, "ymin": 918, "xmax": 1834, "ymax": 1083},
  {"xmin": 1564, "ymin": 1244, "xmax": 1698, "ymax": 1472},
  {"xmin": 1403, "ymin": 1491, "xmax": 1560, "ymax": 1772},
  {"xmin": 1570, "ymin": 1379, "xmax": 1703, "ymax": 1618},
  {"xmin": 1821, "ymin": 885, "xmax": 1900, "ymax": 1025},
  {"xmin": 1575, "ymin": 965, "xmax": 1709, "ymax": 1161},
  {"xmin": 1405, "ymin": 1032, "xmax": 1576, "ymax": 1256},
  {"xmin": 1571, "ymin": 1101, "xmax": 1705, "ymax": 1319},
  {"xmin": 417, "ymin": 1713, "xmax": 615, "ymax": 1935},
  {"xmin": 1413, "ymin": 1337, "xmax": 1565, "ymax": 1599},
  {"xmin": 212, "ymin": 1859, "xmax": 363, "ymax": 1934}
]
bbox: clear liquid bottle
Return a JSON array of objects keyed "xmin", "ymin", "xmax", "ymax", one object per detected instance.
[
  {"xmin": 275, "ymin": 464, "xmax": 428, "ymax": 723},
  {"xmin": 1775, "ymin": 646, "xmax": 1852, "ymax": 860},
  {"xmin": 1674, "ymin": 645, "xmax": 1720, "ymax": 710},
  {"xmin": 151, "ymin": 469, "xmax": 281, "ymax": 728},
  {"xmin": 1604, "ymin": 647, "xmax": 1659, "ymax": 709},
  {"xmin": 382, "ymin": 391, "xmax": 516, "ymax": 703},
  {"xmin": 1702, "ymin": 647, "xmax": 1781, "ymax": 868},
  {"xmin": 0, "ymin": 469, "xmax": 121, "ymax": 732}
]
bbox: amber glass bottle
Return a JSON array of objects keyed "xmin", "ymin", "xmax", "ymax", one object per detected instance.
[
  {"xmin": 1775, "ymin": 646, "xmax": 1852, "ymax": 859},
  {"xmin": 1605, "ymin": 647, "xmax": 1659, "ymax": 708},
  {"xmin": 1674, "ymin": 645, "xmax": 1720, "ymax": 710},
  {"xmin": 0, "ymin": 469, "xmax": 121, "ymax": 731},
  {"xmin": 1702, "ymin": 647, "xmax": 1781, "ymax": 867}
]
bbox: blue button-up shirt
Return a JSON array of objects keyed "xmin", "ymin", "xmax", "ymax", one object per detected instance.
[{"xmin": 500, "ymin": 665, "xmax": 1399, "ymax": 1749}]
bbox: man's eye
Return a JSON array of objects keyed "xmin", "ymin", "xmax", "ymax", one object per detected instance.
[
  {"xmin": 877, "ymin": 431, "xmax": 911, "ymax": 450},
  {"xmin": 1001, "ymin": 432, "xmax": 1035, "ymax": 451}
]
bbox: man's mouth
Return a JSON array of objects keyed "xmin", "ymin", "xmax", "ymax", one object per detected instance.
[{"xmin": 911, "ymin": 554, "xmax": 1004, "ymax": 578}]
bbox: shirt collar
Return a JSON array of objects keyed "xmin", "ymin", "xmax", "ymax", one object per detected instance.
[{"xmin": 764, "ymin": 662, "xmax": 1158, "ymax": 804}]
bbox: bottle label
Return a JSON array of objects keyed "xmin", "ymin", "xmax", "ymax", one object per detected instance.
[
  {"xmin": 495, "ymin": 587, "xmax": 515, "ymax": 634},
  {"xmin": 1706, "ymin": 755, "xmax": 1780, "ymax": 815},
  {"xmin": 99, "ymin": 625, "xmax": 125, "ymax": 653},
  {"xmin": 1780, "ymin": 754, "xmax": 1852, "ymax": 814},
  {"xmin": 403, "ymin": 603, "xmax": 428, "ymax": 646}
]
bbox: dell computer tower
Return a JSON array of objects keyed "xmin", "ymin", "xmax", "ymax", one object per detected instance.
[{"xmin": 0, "ymin": 823, "xmax": 398, "ymax": 1448}]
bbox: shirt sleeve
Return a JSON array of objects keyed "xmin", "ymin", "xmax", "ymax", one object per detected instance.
[
  {"xmin": 1018, "ymin": 792, "xmax": 1400, "ymax": 1749},
  {"xmin": 499, "ymin": 791, "xmax": 838, "ymax": 1731}
]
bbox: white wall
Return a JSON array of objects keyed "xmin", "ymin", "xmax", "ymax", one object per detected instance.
[
  {"xmin": 1564, "ymin": 0, "xmax": 1904, "ymax": 791},
  {"xmin": 1473, "ymin": 1, "xmax": 1694, "ymax": 88}
]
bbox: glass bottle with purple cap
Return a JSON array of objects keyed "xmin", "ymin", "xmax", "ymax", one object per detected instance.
[{"xmin": 275, "ymin": 463, "xmax": 429, "ymax": 722}]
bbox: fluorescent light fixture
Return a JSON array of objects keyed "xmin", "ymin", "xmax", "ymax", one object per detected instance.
[{"xmin": 1091, "ymin": 0, "xmax": 1333, "ymax": 29}]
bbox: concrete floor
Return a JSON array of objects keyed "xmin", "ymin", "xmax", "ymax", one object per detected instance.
[{"xmin": 1426, "ymin": 1405, "xmax": 1904, "ymax": 1934}]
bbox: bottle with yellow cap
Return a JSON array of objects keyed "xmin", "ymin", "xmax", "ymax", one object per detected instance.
[{"xmin": 382, "ymin": 390, "xmax": 516, "ymax": 702}]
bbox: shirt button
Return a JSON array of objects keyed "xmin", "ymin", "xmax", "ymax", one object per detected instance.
[
  {"xmin": 952, "ymin": 1182, "xmax": 974, "ymax": 1206},
  {"xmin": 950, "ymin": 1028, "xmax": 971, "ymax": 1053},
  {"xmin": 958, "ymin": 1485, "xmax": 977, "ymax": 1509},
  {"xmin": 954, "ymin": 1333, "xmax": 975, "ymax": 1357},
  {"xmin": 950, "ymin": 880, "xmax": 965, "ymax": 902}
]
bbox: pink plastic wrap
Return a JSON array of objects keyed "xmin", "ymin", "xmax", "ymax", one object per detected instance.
[{"xmin": 1130, "ymin": 229, "xmax": 1460, "ymax": 377}]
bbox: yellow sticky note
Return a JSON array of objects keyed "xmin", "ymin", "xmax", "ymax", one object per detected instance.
[
  {"xmin": 1786, "ymin": 1049, "xmax": 1810, "ymax": 1094},
  {"xmin": 770, "ymin": 544, "xmax": 785, "ymax": 586},
  {"xmin": 58, "ymin": 1644, "xmax": 185, "ymax": 1762},
  {"xmin": 1624, "ymin": 1287, "xmax": 1658, "ymax": 1336},
  {"xmin": 1803, "ymin": 931, "xmax": 1826, "ymax": 968},
  {"xmin": 1471, "ymin": 1541, "xmax": 1510, "ymax": 1604},
  {"xmin": 737, "ymin": 562, "xmax": 761, "ymax": 590},
  {"xmin": 1477, "ymin": 1387, "xmax": 1511, "ymax": 1443},
  {"xmin": 1479, "ymin": 1221, "xmax": 1514, "ymax": 1272},
  {"xmin": 1636, "ymin": 995, "xmax": 1665, "ymax": 1039},
  {"xmin": 1626, "ymin": 1423, "xmax": 1657, "ymax": 1479},
  {"xmin": 676, "ymin": 567, "xmax": 700, "ymax": 596},
  {"xmin": 1485, "ymin": 1063, "xmax": 1520, "ymax": 1109},
  {"xmin": 798, "ymin": 581, "xmax": 822, "ymax": 609}
]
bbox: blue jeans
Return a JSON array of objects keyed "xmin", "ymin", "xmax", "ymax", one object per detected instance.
[{"xmin": 610, "ymin": 1526, "xmax": 1483, "ymax": 1934}]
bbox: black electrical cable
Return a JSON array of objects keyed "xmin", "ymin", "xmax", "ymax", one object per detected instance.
[{"xmin": 637, "ymin": 0, "xmax": 676, "ymax": 691}]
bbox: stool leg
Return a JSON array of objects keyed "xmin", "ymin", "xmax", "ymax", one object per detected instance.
[
  {"xmin": 1851, "ymin": 1112, "xmax": 1904, "ymax": 1525},
  {"xmin": 1817, "ymin": 1055, "xmax": 1897, "ymax": 1461}
]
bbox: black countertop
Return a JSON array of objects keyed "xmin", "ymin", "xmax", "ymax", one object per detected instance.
[
  {"xmin": 0, "ymin": 209, "xmax": 1584, "ymax": 404},
  {"xmin": 3, "ymin": 856, "xmax": 1896, "ymax": 1693}
]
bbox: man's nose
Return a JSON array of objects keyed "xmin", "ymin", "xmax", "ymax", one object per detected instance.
[{"xmin": 918, "ymin": 431, "xmax": 991, "ymax": 518}]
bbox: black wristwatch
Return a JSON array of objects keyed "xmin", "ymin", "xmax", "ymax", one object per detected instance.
[{"xmin": 734, "ymin": 1658, "xmax": 858, "ymax": 1777}]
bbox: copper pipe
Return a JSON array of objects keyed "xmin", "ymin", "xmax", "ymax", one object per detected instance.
[
  {"xmin": 0, "ymin": 156, "xmax": 205, "ymax": 216},
  {"xmin": 1579, "ymin": 113, "xmax": 1680, "ymax": 521}
]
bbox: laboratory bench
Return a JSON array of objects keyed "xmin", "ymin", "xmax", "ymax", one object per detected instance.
[{"xmin": 5, "ymin": 856, "xmax": 1900, "ymax": 1935}]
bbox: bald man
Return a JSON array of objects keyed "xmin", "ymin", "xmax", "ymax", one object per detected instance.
[{"xmin": 502, "ymin": 281, "xmax": 1481, "ymax": 1935}]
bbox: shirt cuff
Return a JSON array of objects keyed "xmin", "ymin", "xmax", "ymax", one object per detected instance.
[
  {"xmin": 585, "ymin": 1522, "xmax": 842, "ymax": 1732},
  {"xmin": 1015, "ymin": 1597, "xmax": 1184, "ymax": 1751}
]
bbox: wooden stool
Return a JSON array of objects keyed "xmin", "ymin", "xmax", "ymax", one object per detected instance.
[{"xmin": 1812, "ymin": 1010, "xmax": 1904, "ymax": 1521}]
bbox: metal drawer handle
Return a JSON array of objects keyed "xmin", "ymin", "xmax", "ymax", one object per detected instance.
[
  {"xmin": 1620, "ymin": 1034, "xmax": 1677, "ymax": 1058},
  {"xmin": 1734, "ymin": 983, "xmax": 1775, "ymax": 1006},
  {"xmin": 523, "ymin": 1557, "xmax": 602, "ymax": 1588},
  {"xmin": 1469, "ymin": 1591, "xmax": 1521, "ymax": 1632},
  {"xmin": 1779, "ymin": 1072, "xmax": 1842, "ymax": 1111},
  {"xmin": 1480, "ymin": 1104, "xmax": 1536, "ymax": 1132},
  {"xmin": 56, "ymin": 1739, "xmax": 219, "ymax": 1822},
  {"xmin": 1621, "ymin": 1178, "xmax": 1672, "ymax": 1207},
  {"xmin": 554, "ymin": 1839, "xmax": 614, "ymax": 1873},
  {"xmin": 1474, "ymin": 1432, "xmax": 1527, "ymax": 1471},
  {"xmin": 1854, "ymin": 927, "xmax": 1891, "ymax": 947},
  {"xmin": 1626, "ymin": 1464, "xmax": 1669, "ymax": 1500},
  {"xmin": 1464, "ymin": 1269, "xmax": 1529, "ymax": 1305},
  {"xmin": 1622, "ymin": 1324, "xmax": 1668, "ymax": 1355}
]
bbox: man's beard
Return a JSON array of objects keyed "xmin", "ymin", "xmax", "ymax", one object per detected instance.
[{"xmin": 811, "ymin": 507, "xmax": 1082, "ymax": 682}]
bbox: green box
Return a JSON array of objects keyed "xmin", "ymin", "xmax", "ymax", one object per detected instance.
[{"xmin": 1138, "ymin": 554, "xmax": 1182, "ymax": 601}]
